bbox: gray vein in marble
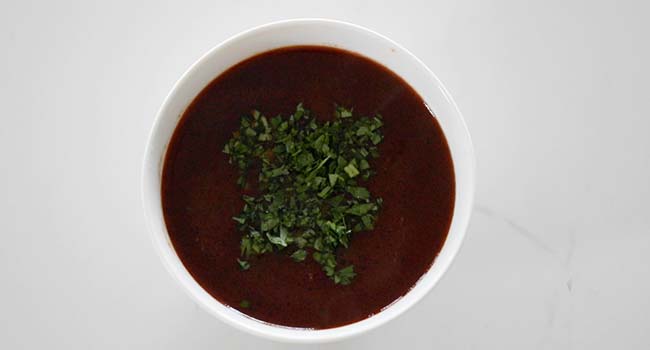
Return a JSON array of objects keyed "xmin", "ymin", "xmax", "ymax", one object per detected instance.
[{"xmin": 474, "ymin": 204, "xmax": 557, "ymax": 255}]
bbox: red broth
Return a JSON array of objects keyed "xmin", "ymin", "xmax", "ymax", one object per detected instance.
[{"xmin": 161, "ymin": 46, "xmax": 455, "ymax": 329}]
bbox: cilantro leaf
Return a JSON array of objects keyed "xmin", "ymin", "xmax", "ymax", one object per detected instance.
[
  {"xmin": 291, "ymin": 249, "xmax": 307, "ymax": 262},
  {"xmin": 334, "ymin": 265, "xmax": 356, "ymax": 285},
  {"xmin": 343, "ymin": 160, "xmax": 360, "ymax": 178},
  {"xmin": 346, "ymin": 203, "xmax": 377, "ymax": 216},
  {"xmin": 348, "ymin": 186, "xmax": 370, "ymax": 199},
  {"xmin": 237, "ymin": 258, "xmax": 250, "ymax": 270}
]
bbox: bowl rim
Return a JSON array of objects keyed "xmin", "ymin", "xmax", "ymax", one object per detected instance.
[{"xmin": 142, "ymin": 18, "xmax": 475, "ymax": 343}]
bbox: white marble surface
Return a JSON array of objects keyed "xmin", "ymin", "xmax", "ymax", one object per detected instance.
[{"xmin": 1, "ymin": 0, "xmax": 649, "ymax": 349}]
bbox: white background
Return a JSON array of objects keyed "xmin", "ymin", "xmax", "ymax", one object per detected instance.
[{"xmin": 1, "ymin": 0, "xmax": 649, "ymax": 349}]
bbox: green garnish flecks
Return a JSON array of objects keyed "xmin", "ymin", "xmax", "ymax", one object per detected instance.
[
  {"xmin": 334, "ymin": 265, "xmax": 356, "ymax": 285},
  {"xmin": 291, "ymin": 249, "xmax": 307, "ymax": 262},
  {"xmin": 237, "ymin": 258, "xmax": 250, "ymax": 270},
  {"xmin": 224, "ymin": 104, "xmax": 384, "ymax": 284}
]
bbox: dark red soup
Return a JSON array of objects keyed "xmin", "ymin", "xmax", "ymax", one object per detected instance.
[{"xmin": 162, "ymin": 46, "xmax": 455, "ymax": 329}]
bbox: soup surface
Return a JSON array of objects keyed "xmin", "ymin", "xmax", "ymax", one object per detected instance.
[{"xmin": 161, "ymin": 46, "xmax": 455, "ymax": 328}]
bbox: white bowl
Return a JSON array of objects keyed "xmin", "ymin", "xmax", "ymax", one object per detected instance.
[{"xmin": 142, "ymin": 18, "xmax": 475, "ymax": 343}]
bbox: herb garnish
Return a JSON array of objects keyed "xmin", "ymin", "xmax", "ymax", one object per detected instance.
[{"xmin": 224, "ymin": 104, "xmax": 383, "ymax": 284}]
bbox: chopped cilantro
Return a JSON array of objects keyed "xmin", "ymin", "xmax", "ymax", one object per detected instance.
[{"xmin": 224, "ymin": 104, "xmax": 384, "ymax": 284}]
